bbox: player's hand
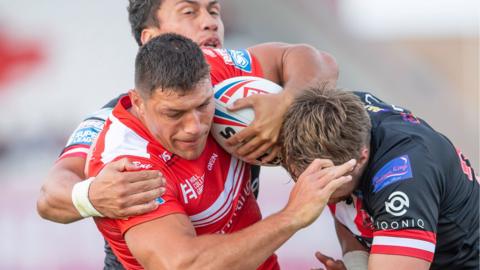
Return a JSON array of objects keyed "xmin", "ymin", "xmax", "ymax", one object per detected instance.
[
  {"xmin": 88, "ymin": 158, "xmax": 166, "ymax": 219},
  {"xmin": 283, "ymin": 159, "xmax": 356, "ymax": 229},
  {"xmin": 225, "ymin": 92, "xmax": 290, "ymax": 164},
  {"xmin": 312, "ymin": 251, "xmax": 347, "ymax": 270}
]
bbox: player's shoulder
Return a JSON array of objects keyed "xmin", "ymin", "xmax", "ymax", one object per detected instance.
[
  {"xmin": 202, "ymin": 47, "xmax": 255, "ymax": 73},
  {"xmin": 95, "ymin": 113, "xmax": 152, "ymax": 165},
  {"xmin": 367, "ymin": 143, "xmax": 440, "ymax": 195}
]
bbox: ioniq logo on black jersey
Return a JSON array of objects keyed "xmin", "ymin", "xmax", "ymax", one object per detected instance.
[{"xmin": 385, "ymin": 191, "xmax": 409, "ymax": 216}]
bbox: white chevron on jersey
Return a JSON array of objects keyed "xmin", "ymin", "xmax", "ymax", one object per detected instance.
[
  {"xmin": 190, "ymin": 157, "xmax": 246, "ymax": 227},
  {"xmin": 101, "ymin": 114, "xmax": 150, "ymax": 164}
]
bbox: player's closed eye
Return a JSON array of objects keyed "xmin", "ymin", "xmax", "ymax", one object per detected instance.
[
  {"xmin": 198, "ymin": 101, "xmax": 211, "ymax": 110},
  {"xmin": 181, "ymin": 7, "xmax": 195, "ymax": 15},
  {"xmin": 166, "ymin": 111, "xmax": 183, "ymax": 119}
]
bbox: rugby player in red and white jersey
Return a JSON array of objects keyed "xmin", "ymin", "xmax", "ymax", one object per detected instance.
[
  {"xmin": 87, "ymin": 33, "xmax": 354, "ymax": 270},
  {"xmin": 37, "ymin": 0, "xmax": 338, "ymax": 224},
  {"xmin": 37, "ymin": 1, "xmax": 339, "ymax": 268},
  {"xmin": 37, "ymin": 0, "xmax": 338, "ymax": 267}
]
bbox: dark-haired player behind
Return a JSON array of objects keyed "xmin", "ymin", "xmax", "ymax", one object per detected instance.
[{"xmin": 281, "ymin": 88, "xmax": 479, "ymax": 270}]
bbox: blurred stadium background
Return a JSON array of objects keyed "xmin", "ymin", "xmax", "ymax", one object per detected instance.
[{"xmin": 0, "ymin": 0, "xmax": 478, "ymax": 269}]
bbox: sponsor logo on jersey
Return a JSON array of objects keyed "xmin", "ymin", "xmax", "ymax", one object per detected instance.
[
  {"xmin": 216, "ymin": 49, "xmax": 234, "ymax": 65},
  {"xmin": 155, "ymin": 197, "xmax": 165, "ymax": 205},
  {"xmin": 181, "ymin": 174, "xmax": 205, "ymax": 204},
  {"xmin": 208, "ymin": 153, "xmax": 218, "ymax": 171},
  {"xmin": 202, "ymin": 48, "xmax": 217, "ymax": 57},
  {"xmin": 372, "ymin": 155, "xmax": 413, "ymax": 192},
  {"xmin": 385, "ymin": 191, "xmax": 409, "ymax": 216},
  {"xmin": 375, "ymin": 218, "xmax": 425, "ymax": 230},
  {"xmin": 66, "ymin": 119, "xmax": 105, "ymax": 147},
  {"xmin": 161, "ymin": 151, "xmax": 172, "ymax": 163},
  {"xmin": 219, "ymin": 181, "xmax": 252, "ymax": 234},
  {"xmin": 226, "ymin": 49, "xmax": 252, "ymax": 73},
  {"xmin": 365, "ymin": 105, "xmax": 386, "ymax": 113},
  {"xmin": 400, "ymin": 112, "xmax": 420, "ymax": 124},
  {"xmin": 132, "ymin": 161, "xmax": 153, "ymax": 170}
]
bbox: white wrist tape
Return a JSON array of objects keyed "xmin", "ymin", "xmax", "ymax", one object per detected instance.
[
  {"xmin": 343, "ymin": 250, "xmax": 369, "ymax": 270},
  {"xmin": 72, "ymin": 177, "xmax": 104, "ymax": 218}
]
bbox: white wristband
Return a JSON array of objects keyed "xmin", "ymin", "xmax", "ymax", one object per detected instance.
[
  {"xmin": 343, "ymin": 250, "xmax": 369, "ymax": 270},
  {"xmin": 71, "ymin": 177, "xmax": 104, "ymax": 218}
]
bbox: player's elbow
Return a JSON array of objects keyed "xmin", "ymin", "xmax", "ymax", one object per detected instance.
[
  {"xmin": 287, "ymin": 44, "xmax": 339, "ymax": 84},
  {"xmin": 36, "ymin": 188, "xmax": 53, "ymax": 220},
  {"xmin": 36, "ymin": 188, "xmax": 70, "ymax": 224},
  {"xmin": 314, "ymin": 48, "xmax": 339, "ymax": 84}
]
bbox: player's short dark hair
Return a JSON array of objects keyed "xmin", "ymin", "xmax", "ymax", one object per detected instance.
[
  {"xmin": 127, "ymin": 0, "xmax": 163, "ymax": 46},
  {"xmin": 280, "ymin": 87, "xmax": 371, "ymax": 179},
  {"xmin": 134, "ymin": 33, "xmax": 210, "ymax": 97}
]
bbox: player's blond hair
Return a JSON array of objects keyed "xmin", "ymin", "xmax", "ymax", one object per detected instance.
[{"xmin": 280, "ymin": 87, "xmax": 371, "ymax": 179}]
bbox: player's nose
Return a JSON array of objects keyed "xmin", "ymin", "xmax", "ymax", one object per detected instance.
[
  {"xmin": 183, "ymin": 111, "xmax": 202, "ymax": 135},
  {"xmin": 200, "ymin": 11, "xmax": 219, "ymax": 31}
]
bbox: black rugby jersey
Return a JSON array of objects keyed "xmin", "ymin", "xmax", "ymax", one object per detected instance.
[{"xmin": 333, "ymin": 91, "xmax": 478, "ymax": 269}]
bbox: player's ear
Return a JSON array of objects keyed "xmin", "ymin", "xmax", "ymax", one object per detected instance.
[
  {"xmin": 141, "ymin": 27, "xmax": 161, "ymax": 45},
  {"xmin": 358, "ymin": 146, "xmax": 370, "ymax": 167},
  {"xmin": 129, "ymin": 89, "xmax": 146, "ymax": 115}
]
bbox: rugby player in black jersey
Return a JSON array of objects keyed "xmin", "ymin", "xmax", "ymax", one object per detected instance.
[{"xmin": 281, "ymin": 88, "xmax": 479, "ymax": 270}]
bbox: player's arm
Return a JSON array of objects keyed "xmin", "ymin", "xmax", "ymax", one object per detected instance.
[
  {"xmin": 314, "ymin": 218, "xmax": 369, "ymax": 270},
  {"xmin": 365, "ymin": 150, "xmax": 438, "ymax": 270},
  {"xmin": 37, "ymin": 156, "xmax": 88, "ymax": 223},
  {"xmin": 334, "ymin": 218, "xmax": 368, "ymax": 254},
  {"xmin": 37, "ymin": 106, "xmax": 166, "ymax": 223},
  {"xmin": 126, "ymin": 159, "xmax": 356, "ymax": 270},
  {"xmin": 227, "ymin": 43, "xmax": 338, "ymax": 164},
  {"xmin": 37, "ymin": 156, "xmax": 164, "ymax": 223}
]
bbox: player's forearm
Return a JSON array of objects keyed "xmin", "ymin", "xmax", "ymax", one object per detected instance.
[
  {"xmin": 280, "ymin": 44, "xmax": 338, "ymax": 103},
  {"xmin": 150, "ymin": 210, "xmax": 299, "ymax": 270},
  {"xmin": 334, "ymin": 218, "xmax": 368, "ymax": 254},
  {"xmin": 37, "ymin": 157, "xmax": 86, "ymax": 223}
]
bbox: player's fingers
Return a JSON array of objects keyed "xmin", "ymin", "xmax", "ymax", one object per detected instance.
[
  {"xmin": 108, "ymin": 157, "xmax": 131, "ymax": 171},
  {"xmin": 323, "ymin": 175, "xmax": 353, "ymax": 196},
  {"xmin": 236, "ymin": 136, "xmax": 263, "ymax": 157},
  {"xmin": 244, "ymin": 143, "xmax": 273, "ymax": 164},
  {"xmin": 121, "ymin": 170, "xmax": 163, "ymax": 184},
  {"xmin": 302, "ymin": 159, "xmax": 335, "ymax": 176},
  {"xmin": 123, "ymin": 188, "xmax": 166, "ymax": 208},
  {"xmin": 260, "ymin": 145, "xmax": 281, "ymax": 165},
  {"xmin": 227, "ymin": 95, "xmax": 254, "ymax": 111},
  {"xmin": 124, "ymin": 176, "xmax": 166, "ymax": 196},
  {"xmin": 315, "ymin": 251, "xmax": 336, "ymax": 265},
  {"xmin": 226, "ymin": 126, "xmax": 256, "ymax": 146},
  {"xmin": 329, "ymin": 159, "xmax": 356, "ymax": 179},
  {"xmin": 118, "ymin": 200, "xmax": 159, "ymax": 218}
]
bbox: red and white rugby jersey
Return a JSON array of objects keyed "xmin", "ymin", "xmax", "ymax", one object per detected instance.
[
  {"xmin": 87, "ymin": 49, "xmax": 279, "ymax": 270},
  {"xmin": 328, "ymin": 191, "xmax": 375, "ymax": 249}
]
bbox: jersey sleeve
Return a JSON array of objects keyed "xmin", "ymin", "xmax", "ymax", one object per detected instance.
[
  {"xmin": 367, "ymin": 147, "xmax": 441, "ymax": 262},
  {"xmin": 58, "ymin": 95, "xmax": 125, "ymax": 160},
  {"xmin": 202, "ymin": 48, "xmax": 264, "ymax": 84}
]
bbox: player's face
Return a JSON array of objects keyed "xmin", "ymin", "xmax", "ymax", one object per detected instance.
[
  {"xmin": 143, "ymin": 0, "xmax": 224, "ymax": 47},
  {"xmin": 134, "ymin": 78, "xmax": 215, "ymax": 160}
]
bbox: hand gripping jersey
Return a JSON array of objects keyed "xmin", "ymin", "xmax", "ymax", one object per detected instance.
[
  {"xmin": 87, "ymin": 48, "xmax": 279, "ymax": 270},
  {"xmin": 330, "ymin": 92, "xmax": 479, "ymax": 269}
]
